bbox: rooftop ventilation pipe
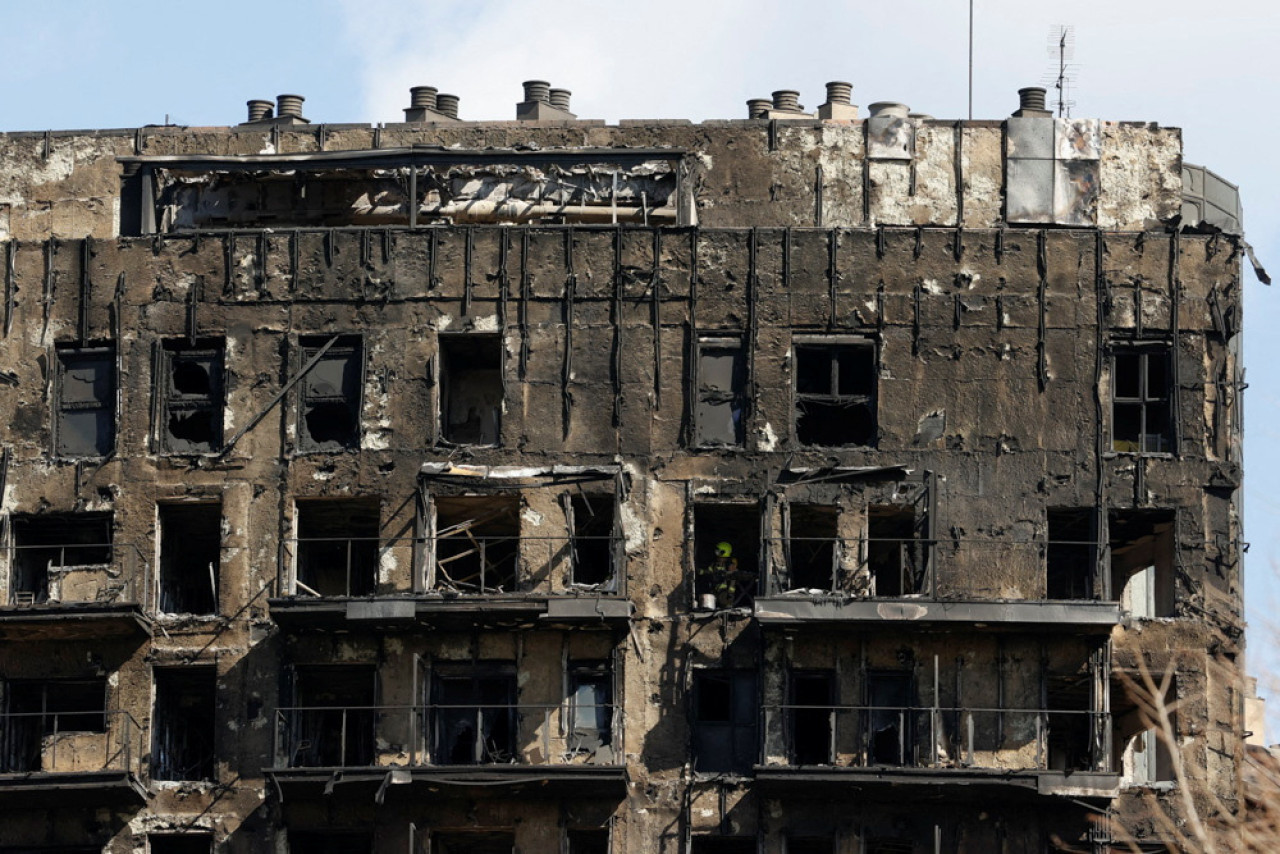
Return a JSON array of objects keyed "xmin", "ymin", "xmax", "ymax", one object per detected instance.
[
  {"xmin": 817, "ymin": 81, "xmax": 857, "ymax": 121},
  {"xmin": 404, "ymin": 86, "xmax": 456, "ymax": 122},
  {"xmin": 746, "ymin": 98, "xmax": 772, "ymax": 119},
  {"xmin": 549, "ymin": 88, "xmax": 572, "ymax": 111},
  {"xmin": 517, "ymin": 80, "xmax": 575, "ymax": 121},
  {"xmin": 522, "ymin": 80, "xmax": 551, "ymax": 103},
  {"xmin": 1012, "ymin": 86, "xmax": 1052, "ymax": 118},
  {"xmin": 435, "ymin": 94, "xmax": 460, "ymax": 119},
  {"xmin": 245, "ymin": 100, "xmax": 274, "ymax": 123},
  {"xmin": 772, "ymin": 90, "xmax": 802, "ymax": 112},
  {"xmin": 276, "ymin": 94, "xmax": 306, "ymax": 121}
]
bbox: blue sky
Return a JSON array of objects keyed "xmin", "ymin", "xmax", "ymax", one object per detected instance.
[{"xmin": 4, "ymin": 0, "xmax": 1279, "ymax": 726}]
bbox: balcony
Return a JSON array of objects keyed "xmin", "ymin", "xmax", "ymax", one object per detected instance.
[
  {"xmin": 268, "ymin": 534, "xmax": 631, "ymax": 631},
  {"xmin": 755, "ymin": 704, "xmax": 1118, "ymax": 802},
  {"xmin": 0, "ymin": 540, "xmax": 151, "ymax": 642},
  {"xmin": 266, "ymin": 702, "xmax": 627, "ymax": 800},
  {"xmin": 753, "ymin": 536, "xmax": 1126, "ymax": 632},
  {"xmin": 0, "ymin": 709, "xmax": 147, "ymax": 805}
]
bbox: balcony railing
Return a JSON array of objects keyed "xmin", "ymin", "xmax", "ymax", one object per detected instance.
[
  {"xmin": 0, "ymin": 709, "xmax": 144, "ymax": 778},
  {"xmin": 761, "ymin": 704, "xmax": 1109, "ymax": 773},
  {"xmin": 764, "ymin": 536, "xmax": 1116, "ymax": 601},
  {"xmin": 277, "ymin": 535, "xmax": 622, "ymax": 598},
  {"xmin": 5, "ymin": 542, "xmax": 149, "ymax": 608},
  {"xmin": 273, "ymin": 703, "xmax": 619, "ymax": 769}
]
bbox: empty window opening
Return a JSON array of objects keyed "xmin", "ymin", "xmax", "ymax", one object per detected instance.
[
  {"xmin": 433, "ymin": 496, "xmax": 519, "ymax": 593},
  {"xmin": 10, "ymin": 513, "xmax": 112, "ymax": 605},
  {"xmin": 1113, "ymin": 676, "xmax": 1176, "ymax": 785},
  {"xmin": 149, "ymin": 835, "xmax": 213, "ymax": 854},
  {"xmin": 568, "ymin": 661, "xmax": 613, "ymax": 757},
  {"xmin": 787, "ymin": 838, "xmax": 835, "ymax": 854},
  {"xmin": 693, "ymin": 504, "xmax": 759, "ymax": 610},
  {"xmin": 1113, "ymin": 347, "xmax": 1172, "ymax": 454},
  {"xmin": 867, "ymin": 506, "xmax": 923, "ymax": 597},
  {"xmin": 158, "ymin": 503, "xmax": 220, "ymax": 615},
  {"xmin": 566, "ymin": 829, "xmax": 609, "ymax": 854},
  {"xmin": 691, "ymin": 670, "xmax": 758, "ymax": 774},
  {"xmin": 290, "ymin": 666, "xmax": 376, "ymax": 768},
  {"xmin": 152, "ymin": 667, "xmax": 216, "ymax": 782},
  {"xmin": 295, "ymin": 499, "xmax": 379, "ymax": 597},
  {"xmin": 440, "ymin": 335, "xmax": 503, "ymax": 445},
  {"xmin": 1046, "ymin": 671, "xmax": 1092, "ymax": 772},
  {"xmin": 2, "ymin": 679, "xmax": 106, "ymax": 772},
  {"xmin": 790, "ymin": 671, "xmax": 835, "ymax": 765},
  {"xmin": 55, "ymin": 345, "xmax": 116, "ymax": 457},
  {"xmin": 569, "ymin": 494, "xmax": 615, "ymax": 587},
  {"xmin": 1047, "ymin": 509, "xmax": 1095, "ymax": 600},
  {"xmin": 787, "ymin": 504, "xmax": 838, "ymax": 591},
  {"xmin": 794, "ymin": 342, "xmax": 876, "ymax": 447},
  {"xmin": 1110, "ymin": 510, "xmax": 1175, "ymax": 618},
  {"xmin": 287, "ymin": 831, "xmax": 374, "ymax": 854},
  {"xmin": 866, "ymin": 671, "xmax": 913, "ymax": 766},
  {"xmin": 431, "ymin": 668, "xmax": 517, "ymax": 765},
  {"xmin": 432, "ymin": 831, "xmax": 515, "ymax": 854},
  {"xmin": 298, "ymin": 336, "xmax": 362, "ymax": 452},
  {"xmin": 159, "ymin": 340, "xmax": 224, "ymax": 453},
  {"xmin": 696, "ymin": 341, "xmax": 746, "ymax": 447},
  {"xmin": 689, "ymin": 838, "xmax": 756, "ymax": 854}
]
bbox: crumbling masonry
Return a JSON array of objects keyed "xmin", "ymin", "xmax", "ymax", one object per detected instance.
[{"xmin": 0, "ymin": 82, "xmax": 1251, "ymax": 852}]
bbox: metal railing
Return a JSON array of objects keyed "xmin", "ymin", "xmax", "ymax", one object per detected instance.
[
  {"xmin": 761, "ymin": 704, "xmax": 1109, "ymax": 773},
  {"xmin": 273, "ymin": 702, "xmax": 619, "ymax": 769},
  {"xmin": 0, "ymin": 709, "xmax": 144, "ymax": 777},
  {"xmin": 6, "ymin": 542, "xmax": 150, "ymax": 608},
  {"xmin": 763, "ymin": 536, "xmax": 1111, "ymax": 601},
  {"xmin": 277, "ymin": 535, "xmax": 622, "ymax": 598}
]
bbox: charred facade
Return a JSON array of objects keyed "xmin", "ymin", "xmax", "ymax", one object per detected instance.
[{"xmin": 0, "ymin": 85, "xmax": 1249, "ymax": 852}]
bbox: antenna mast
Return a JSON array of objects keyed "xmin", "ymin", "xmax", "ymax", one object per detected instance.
[{"xmin": 1044, "ymin": 25, "xmax": 1077, "ymax": 118}]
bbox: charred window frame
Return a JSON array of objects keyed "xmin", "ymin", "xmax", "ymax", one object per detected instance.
[
  {"xmin": 156, "ymin": 339, "xmax": 224, "ymax": 454},
  {"xmin": 430, "ymin": 665, "xmax": 518, "ymax": 765},
  {"xmin": 793, "ymin": 339, "xmax": 877, "ymax": 448},
  {"xmin": 694, "ymin": 339, "xmax": 746, "ymax": 448},
  {"xmin": 1, "ymin": 678, "xmax": 108, "ymax": 773},
  {"xmin": 690, "ymin": 669, "xmax": 758, "ymax": 774},
  {"xmin": 54, "ymin": 344, "xmax": 116, "ymax": 458},
  {"xmin": 9, "ymin": 512, "xmax": 113, "ymax": 605},
  {"xmin": 158, "ymin": 502, "xmax": 221, "ymax": 615},
  {"xmin": 438, "ymin": 334, "xmax": 503, "ymax": 447},
  {"xmin": 567, "ymin": 661, "xmax": 613, "ymax": 753},
  {"xmin": 1112, "ymin": 344, "xmax": 1173, "ymax": 455},
  {"xmin": 565, "ymin": 492, "xmax": 618, "ymax": 588},
  {"xmin": 151, "ymin": 666, "xmax": 216, "ymax": 782},
  {"xmin": 297, "ymin": 335, "xmax": 363, "ymax": 452},
  {"xmin": 286, "ymin": 664, "xmax": 378, "ymax": 768}
]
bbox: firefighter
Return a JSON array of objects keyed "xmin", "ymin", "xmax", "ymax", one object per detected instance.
[{"xmin": 699, "ymin": 541, "xmax": 741, "ymax": 610}]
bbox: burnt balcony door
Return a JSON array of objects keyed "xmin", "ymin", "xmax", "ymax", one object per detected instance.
[
  {"xmin": 790, "ymin": 671, "xmax": 835, "ymax": 765},
  {"xmin": 865, "ymin": 671, "xmax": 913, "ymax": 766},
  {"xmin": 432, "ymin": 671, "xmax": 517, "ymax": 765},
  {"xmin": 290, "ymin": 666, "xmax": 376, "ymax": 768}
]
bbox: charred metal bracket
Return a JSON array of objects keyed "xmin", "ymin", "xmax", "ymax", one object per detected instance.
[
  {"xmin": 813, "ymin": 165, "xmax": 824, "ymax": 227},
  {"xmin": 650, "ymin": 229, "xmax": 663, "ymax": 408},
  {"xmin": 4, "ymin": 240, "xmax": 14, "ymax": 338},
  {"xmin": 519, "ymin": 230, "xmax": 531, "ymax": 379},
  {"xmin": 562, "ymin": 228, "xmax": 576, "ymax": 442},
  {"xmin": 217, "ymin": 334, "xmax": 341, "ymax": 458},
  {"xmin": 612, "ymin": 226, "xmax": 623, "ymax": 432},
  {"xmin": 1037, "ymin": 230, "xmax": 1048, "ymax": 391},
  {"xmin": 1169, "ymin": 232, "xmax": 1182, "ymax": 458},
  {"xmin": 827, "ymin": 230, "xmax": 838, "ymax": 330},
  {"xmin": 747, "ymin": 229, "xmax": 761, "ymax": 443}
]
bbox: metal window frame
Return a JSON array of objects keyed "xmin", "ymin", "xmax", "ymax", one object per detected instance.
[
  {"xmin": 53, "ymin": 343, "xmax": 116, "ymax": 458},
  {"xmin": 1110, "ymin": 343, "xmax": 1173, "ymax": 455},
  {"xmin": 791, "ymin": 336, "xmax": 878, "ymax": 449},
  {"xmin": 295, "ymin": 334, "xmax": 364, "ymax": 453},
  {"xmin": 157, "ymin": 339, "xmax": 225, "ymax": 454},
  {"xmin": 693, "ymin": 337, "xmax": 747, "ymax": 448}
]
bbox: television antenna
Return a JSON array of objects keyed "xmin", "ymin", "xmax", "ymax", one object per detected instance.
[{"xmin": 1042, "ymin": 25, "xmax": 1077, "ymax": 117}]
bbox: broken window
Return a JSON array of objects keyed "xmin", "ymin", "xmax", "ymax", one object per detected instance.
[
  {"xmin": 790, "ymin": 671, "xmax": 835, "ymax": 765},
  {"xmin": 295, "ymin": 499, "xmax": 379, "ymax": 597},
  {"xmin": 1110, "ymin": 510, "xmax": 1176, "ymax": 618},
  {"xmin": 865, "ymin": 671, "xmax": 914, "ymax": 766},
  {"xmin": 1046, "ymin": 668, "xmax": 1093, "ymax": 772},
  {"xmin": 9, "ymin": 513, "xmax": 112, "ymax": 605},
  {"xmin": 288, "ymin": 665, "xmax": 376, "ymax": 767},
  {"xmin": 568, "ymin": 493, "xmax": 616, "ymax": 587},
  {"xmin": 152, "ymin": 666, "xmax": 216, "ymax": 782},
  {"xmin": 432, "ymin": 496, "xmax": 519, "ymax": 593},
  {"xmin": 567, "ymin": 661, "xmax": 613, "ymax": 755},
  {"xmin": 695, "ymin": 340, "xmax": 746, "ymax": 447},
  {"xmin": 298, "ymin": 335, "xmax": 362, "ymax": 452},
  {"xmin": 1, "ymin": 679, "xmax": 106, "ymax": 772},
  {"xmin": 431, "ymin": 832, "xmax": 515, "ymax": 854},
  {"xmin": 55, "ymin": 345, "xmax": 115, "ymax": 457},
  {"xmin": 158, "ymin": 503, "xmax": 220, "ymax": 615},
  {"xmin": 287, "ymin": 831, "xmax": 374, "ymax": 854},
  {"xmin": 691, "ymin": 670, "xmax": 758, "ymax": 774},
  {"xmin": 1114, "ymin": 676, "xmax": 1176, "ymax": 785},
  {"xmin": 793, "ymin": 342, "xmax": 876, "ymax": 447},
  {"xmin": 148, "ymin": 835, "xmax": 213, "ymax": 854},
  {"xmin": 787, "ymin": 504, "xmax": 838, "ymax": 591},
  {"xmin": 866, "ymin": 506, "xmax": 925, "ymax": 597},
  {"xmin": 439, "ymin": 335, "xmax": 502, "ymax": 445},
  {"xmin": 566, "ymin": 830, "xmax": 609, "ymax": 854},
  {"xmin": 693, "ymin": 504, "xmax": 759, "ymax": 610},
  {"xmin": 431, "ymin": 668, "xmax": 517, "ymax": 765},
  {"xmin": 158, "ymin": 339, "xmax": 224, "ymax": 453},
  {"xmin": 1112, "ymin": 347, "xmax": 1172, "ymax": 454},
  {"xmin": 1046, "ymin": 509, "xmax": 1095, "ymax": 600}
]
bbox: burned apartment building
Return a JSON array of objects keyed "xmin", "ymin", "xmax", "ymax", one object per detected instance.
[{"xmin": 0, "ymin": 81, "xmax": 1252, "ymax": 852}]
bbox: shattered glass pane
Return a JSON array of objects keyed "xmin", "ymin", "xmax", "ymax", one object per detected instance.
[
  {"xmin": 699, "ymin": 350, "xmax": 739, "ymax": 393},
  {"xmin": 60, "ymin": 356, "xmax": 112, "ymax": 404}
]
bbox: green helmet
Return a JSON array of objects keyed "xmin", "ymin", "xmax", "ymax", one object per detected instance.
[{"xmin": 715, "ymin": 542, "xmax": 733, "ymax": 557}]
